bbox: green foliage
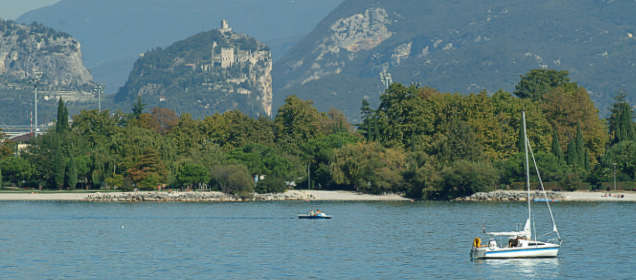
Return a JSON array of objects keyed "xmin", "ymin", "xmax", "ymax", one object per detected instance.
[
  {"xmin": 255, "ymin": 176, "xmax": 287, "ymax": 194},
  {"xmin": 53, "ymin": 142, "xmax": 66, "ymax": 189},
  {"xmin": 431, "ymin": 160, "xmax": 498, "ymax": 200},
  {"xmin": 514, "ymin": 69, "xmax": 573, "ymax": 100},
  {"xmin": 330, "ymin": 142, "xmax": 407, "ymax": 194},
  {"xmin": 274, "ymin": 95, "xmax": 328, "ymax": 151},
  {"xmin": 132, "ymin": 96, "xmax": 145, "ymax": 119},
  {"xmin": 66, "ymin": 157, "xmax": 78, "ymax": 189},
  {"xmin": 56, "ymin": 98, "xmax": 69, "ymax": 133},
  {"xmin": 0, "ymin": 167, "xmax": 3, "ymax": 188},
  {"xmin": 551, "ymin": 129, "xmax": 563, "ymax": 161},
  {"xmin": 559, "ymin": 173, "xmax": 584, "ymax": 191},
  {"xmin": 608, "ymin": 93, "xmax": 635, "ymax": 144},
  {"xmin": 175, "ymin": 162, "xmax": 209, "ymax": 189},
  {"xmin": 209, "ymin": 164, "xmax": 254, "ymax": 196},
  {"xmin": 600, "ymin": 140, "xmax": 636, "ymax": 181}
]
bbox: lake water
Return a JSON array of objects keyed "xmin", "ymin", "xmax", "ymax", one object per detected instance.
[{"xmin": 0, "ymin": 201, "xmax": 634, "ymax": 279}]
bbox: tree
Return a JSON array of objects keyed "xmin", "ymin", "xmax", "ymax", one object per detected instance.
[
  {"xmin": 575, "ymin": 124, "xmax": 585, "ymax": 167},
  {"xmin": 566, "ymin": 139, "xmax": 577, "ymax": 167},
  {"xmin": 176, "ymin": 162, "xmax": 209, "ymax": 189},
  {"xmin": 56, "ymin": 98, "xmax": 69, "ymax": 133},
  {"xmin": 514, "ymin": 69, "xmax": 572, "ymax": 100},
  {"xmin": 541, "ymin": 85, "xmax": 608, "ymax": 163},
  {"xmin": 435, "ymin": 160, "xmax": 498, "ymax": 200},
  {"xmin": 53, "ymin": 143, "xmax": 65, "ymax": 189},
  {"xmin": 132, "ymin": 96, "xmax": 145, "ymax": 119},
  {"xmin": 608, "ymin": 93, "xmax": 634, "ymax": 144},
  {"xmin": 359, "ymin": 99, "xmax": 373, "ymax": 141},
  {"xmin": 66, "ymin": 156, "xmax": 78, "ymax": 189},
  {"xmin": 551, "ymin": 129, "xmax": 564, "ymax": 161},
  {"xmin": 126, "ymin": 147, "xmax": 167, "ymax": 190},
  {"xmin": 330, "ymin": 142, "xmax": 407, "ymax": 194},
  {"xmin": 209, "ymin": 164, "xmax": 254, "ymax": 196},
  {"xmin": 274, "ymin": 95, "xmax": 327, "ymax": 150},
  {"xmin": 0, "ymin": 167, "xmax": 3, "ymax": 189},
  {"xmin": 150, "ymin": 107, "xmax": 179, "ymax": 135}
]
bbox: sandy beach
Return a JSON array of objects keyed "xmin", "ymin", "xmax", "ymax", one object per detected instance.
[{"xmin": 0, "ymin": 190, "xmax": 633, "ymax": 202}]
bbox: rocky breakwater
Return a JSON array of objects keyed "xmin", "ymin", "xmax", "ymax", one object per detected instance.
[
  {"xmin": 457, "ymin": 191, "xmax": 564, "ymax": 201},
  {"xmin": 87, "ymin": 190, "xmax": 315, "ymax": 202}
]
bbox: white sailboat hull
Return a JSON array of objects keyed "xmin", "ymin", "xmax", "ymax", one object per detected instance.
[{"xmin": 471, "ymin": 245, "xmax": 559, "ymax": 259}]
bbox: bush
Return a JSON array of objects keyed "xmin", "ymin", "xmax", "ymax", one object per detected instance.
[
  {"xmin": 209, "ymin": 164, "xmax": 254, "ymax": 195},
  {"xmin": 559, "ymin": 173, "xmax": 584, "ymax": 191},
  {"xmin": 255, "ymin": 176, "xmax": 287, "ymax": 194},
  {"xmin": 435, "ymin": 160, "xmax": 498, "ymax": 200}
]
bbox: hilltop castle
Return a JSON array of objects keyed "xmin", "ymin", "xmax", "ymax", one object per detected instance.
[{"xmin": 200, "ymin": 20, "xmax": 270, "ymax": 70}]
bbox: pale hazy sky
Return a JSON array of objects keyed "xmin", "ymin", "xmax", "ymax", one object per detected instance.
[{"xmin": 0, "ymin": 0, "xmax": 60, "ymax": 20}]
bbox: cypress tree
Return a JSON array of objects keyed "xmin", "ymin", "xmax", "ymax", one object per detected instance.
[
  {"xmin": 584, "ymin": 150, "xmax": 590, "ymax": 171},
  {"xmin": 360, "ymin": 99, "xmax": 372, "ymax": 141},
  {"xmin": 56, "ymin": 98, "xmax": 66, "ymax": 133},
  {"xmin": 0, "ymin": 167, "xmax": 3, "ymax": 189},
  {"xmin": 551, "ymin": 129, "xmax": 563, "ymax": 161},
  {"xmin": 609, "ymin": 93, "xmax": 635, "ymax": 143},
  {"xmin": 517, "ymin": 122, "xmax": 526, "ymax": 153},
  {"xmin": 132, "ymin": 96, "xmax": 145, "ymax": 119},
  {"xmin": 566, "ymin": 139, "xmax": 577, "ymax": 166},
  {"xmin": 54, "ymin": 145, "xmax": 65, "ymax": 189},
  {"xmin": 575, "ymin": 124, "xmax": 585, "ymax": 167},
  {"xmin": 66, "ymin": 157, "xmax": 78, "ymax": 189}
]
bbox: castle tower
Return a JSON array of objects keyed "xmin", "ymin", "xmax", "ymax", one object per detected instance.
[
  {"xmin": 220, "ymin": 47, "xmax": 235, "ymax": 68},
  {"xmin": 220, "ymin": 19, "xmax": 232, "ymax": 33}
]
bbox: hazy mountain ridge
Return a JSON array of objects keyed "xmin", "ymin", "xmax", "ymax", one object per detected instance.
[
  {"xmin": 18, "ymin": 0, "xmax": 345, "ymax": 94},
  {"xmin": 115, "ymin": 21, "xmax": 272, "ymax": 118},
  {"xmin": 274, "ymin": 0, "xmax": 636, "ymax": 120}
]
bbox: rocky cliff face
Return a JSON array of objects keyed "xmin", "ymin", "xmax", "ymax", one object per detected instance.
[
  {"xmin": 115, "ymin": 20, "xmax": 272, "ymax": 118},
  {"xmin": 0, "ymin": 20, "xmax": 94, "ymax": 90},
  {"xmin": 0, "ymin": 20, "xmax": 97, "ymax": 125},
  {"xmin": 274, "ymin": 0, "xmax": 636, "ymax": 120}
]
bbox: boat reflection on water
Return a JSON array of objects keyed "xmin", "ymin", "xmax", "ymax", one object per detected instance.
[{"xmin": 473, "ymin": 258, "xmax": 561, "ymax": 278}]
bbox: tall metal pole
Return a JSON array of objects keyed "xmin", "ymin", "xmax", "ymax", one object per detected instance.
[
  {"xmin": 97, "ymin": 83, "xmax": 104, "ymax": 112},
  {"xmin": 34, "ymin": 84, "xmax": 38, "ymax": 134}
]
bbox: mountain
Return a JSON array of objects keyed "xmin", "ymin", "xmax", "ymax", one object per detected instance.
[
  {"xmin": 18, "ymin": 0, "xmax": 345, "ymax": 94},
  {"xmin": 274, "ymin": 0, "xmax": 636, "ymax": 120},
  {"xmin": 115, "ymin": 21, "xmax": 272, "ymax": 118},
  {"xmin": 0, "ymin": 19, "xmax": 96, "ymax": 125}
]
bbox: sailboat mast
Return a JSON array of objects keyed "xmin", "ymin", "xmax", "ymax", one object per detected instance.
[{"xmin": 522, "ymin": 112, "xmax": 531, "ymax": 225}]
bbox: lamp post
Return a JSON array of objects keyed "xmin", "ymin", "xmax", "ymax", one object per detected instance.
[
  {"xmin": 96, "ymin": 83, "xmax": 104, "ymax": 112},
  {"xmin": 30, "ymin": 71, "xmax": 43, "ymax": 135}
]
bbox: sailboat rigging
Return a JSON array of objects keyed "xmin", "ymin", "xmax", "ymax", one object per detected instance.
[{"xmin": 471, "ymin": 111, "xmax": 562, "ymax": 259}]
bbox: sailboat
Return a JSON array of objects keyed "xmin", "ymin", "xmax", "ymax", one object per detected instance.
[{"xmin": 471, "ymin": 112, "xmax": 562, "ymax": 259}]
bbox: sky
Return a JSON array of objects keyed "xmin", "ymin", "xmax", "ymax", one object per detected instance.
[{"xmin": 0, "ymin": 0, "xmax": 60, "ymax": 20}]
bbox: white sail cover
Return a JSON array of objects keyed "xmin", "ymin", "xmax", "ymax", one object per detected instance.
[{"xmin": 486, "ymin": 218, "xmax": 531, "ymax": 239}]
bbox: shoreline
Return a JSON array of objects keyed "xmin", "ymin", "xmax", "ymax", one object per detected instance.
[
  {"xmin": 0, "ymin": 190, "xmax": 412, "ymax": 202},
  {"xmin": 458, "ymin": 190, "xmax": 636, "ymax": 202},
  {"xmin": 0, "ymin": 190, "xmax": 633, "ymax": 202}
]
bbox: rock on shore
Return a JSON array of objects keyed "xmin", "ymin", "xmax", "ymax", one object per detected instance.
[
  {"xmin": 456, "ymin": 191, "xmax": 564, "ymax": 201},
  {"xmin": 87, "ymin": 190, "xmax": 315, "ymax": 202}
]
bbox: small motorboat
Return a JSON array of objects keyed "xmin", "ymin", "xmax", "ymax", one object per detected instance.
[{"xmin": 298, "ymin": 212, "xmax": 331, "ymax": 219}]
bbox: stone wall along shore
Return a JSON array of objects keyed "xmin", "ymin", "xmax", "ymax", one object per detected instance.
[
  {"xmin": 457, "ymin": 191, "xmax": 564, "ymax": 201},
  {"xmin": 86, "ymin": 191, "xmax": 315, "ymax": 202}
]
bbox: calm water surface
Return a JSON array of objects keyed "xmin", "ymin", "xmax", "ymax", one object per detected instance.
[{"xmin": 0, "ymin": 201, "xmax": 634, "ymax": 279}]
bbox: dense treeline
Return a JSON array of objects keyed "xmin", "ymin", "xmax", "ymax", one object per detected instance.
[{"xmin": 0, "ymin": 70, "xmax": 634, "ymax": 199}]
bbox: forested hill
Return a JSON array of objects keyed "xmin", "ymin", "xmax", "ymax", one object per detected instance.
[
  {"xmin": 18, "ymin": 0, "xmax": 344, "ymax": 94},
  {"xmin": 274, "ymin": 0, "xmax": 636, "ymax": 120},
  {"xmin": 115, "ymin": 23, "xmax": 273, "ymax": 118}
]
